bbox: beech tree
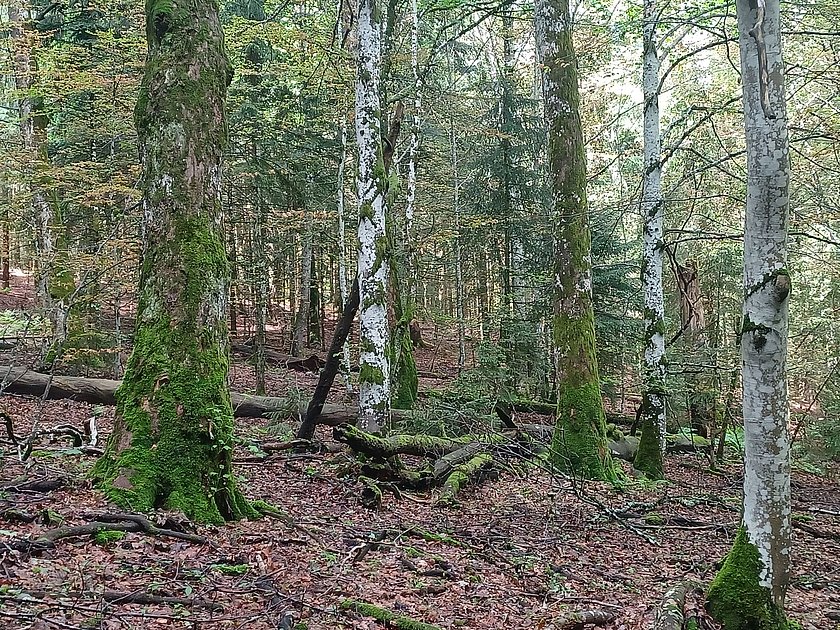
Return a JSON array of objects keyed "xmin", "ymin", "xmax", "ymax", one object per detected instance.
[
  {"xmin": 706, "ymin": 0, "xmax": 792, "ymax": 626},
  {"xmin": 355, "ymin": 0, "xmax": 391, "ymax": 432},
  {"xmin": 634, "ymin": 0, "xmax": 666, "ymax": 479},
  {"xmin": 535, "ymin": 0, "xmax": 612, "ymax": 479},
  {"xmin": 93, "ymin": 0, "xmax": 254, "ymax": 522}
]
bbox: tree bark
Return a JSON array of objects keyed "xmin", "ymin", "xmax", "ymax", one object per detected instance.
[
  {"xmin": 355, "ymin": 0, "xmax": 391, "ymax": 433},
  {"xmin": 707, "ymin": 0, "xmax": 792, "ymax": 625},
  {"xmin": 635, "ymin": 0, "xmax": 667, "ymax": 480},
  {"xmin": 297, "ymin": 277, "xmax": 360, "ymax": 439},
  {"xmin": 91, "ymin": 0, "xmax": 254, "ymax": 523},
  {"xmin": 535, "ymin": 0, "xmax": 612, "ymax": 480}
]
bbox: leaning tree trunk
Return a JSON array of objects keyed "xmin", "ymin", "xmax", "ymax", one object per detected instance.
[
  {"xmin": 634, "ymin": 0, "xmax": 666, "ymax": 480},
  {"xmin": 355, "ymin": 0, "xmax": 391, "ymax": 433},
  {"xmin": 93, "ymin": 0, "xmax": 254, "ymax": 523},
  {"xmin": 535, "ymin": 0, "xmax": 612, "ymax": 480},
  {"xmin": 707, "ymin": 0, "xmax": 792, "ymax": 627}
]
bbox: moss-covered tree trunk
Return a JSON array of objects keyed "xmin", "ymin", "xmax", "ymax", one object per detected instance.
[
  {"xmin": 707, "ymin": 0, "xmax": 792, "ymax": 627},
  {"xmin": 355, "ymin": 0, "xmax": 391, "ymax": 433},
  {"xmin": 93, "ymin": 0, "xmax": 254, "ymax": 523},
  {"xmin": 535, "ymin": 0, "xmax": 612, "ymax": 480},
  {"xmin": 634, "ymin": 0, "xmax": 666, "ymax": 480}
]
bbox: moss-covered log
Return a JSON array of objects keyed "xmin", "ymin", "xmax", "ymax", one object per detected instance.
[
  {"xmin": 91, "ymin": 0, "xmax": 255, "ymax": 524},
  {"xmin": 654, "ymin": 584, "xmax": 686, "ymax": 630},
  {"xmin": 333, "ymin": 423, "xmax": 506, "ymax": 459},
  {"xmin": 438, "ymin": 452, "xmax": 492, "ymax": 505},
  {"xmin": 340, "ymin": 599, "xmax": 443, "ymax": 630}
]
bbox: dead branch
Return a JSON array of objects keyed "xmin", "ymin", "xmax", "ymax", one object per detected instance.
[
  {"xmin": 102, "ymin": 590, "xmax": 222, "ymax": 611},
  {"xmin": 554, "ymin": 609, "xmax": 616, "ymax": 629}
]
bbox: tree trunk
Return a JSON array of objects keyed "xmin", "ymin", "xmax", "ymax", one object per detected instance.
[
  {"xmin": 707, "ymin": 0, "xmax": 792, "ymax": 626},
  {"xmin": 297, "ymin": 278, "xmax": 360, "ymax": 439},
  {"xmin": 535, "ymin": 0, "xmax": 612, "ymax": 480},
  {"xmin": 253, "ymin": 195, "xmax": 268, "ymax": 395},
  {"xmin": 335, "ymin": 112, "xmax": 353, "ymax": 396},
  {"xmin": 92, "ymin": 0, "xmax": 254, "ymax": 523},
  {"xmin": 9, "ymin": 1, "xmax": 56, "ymax": 325},
  {"xmin": 634, "ymin": 0, "xmax": 666, "ymax": 480},
  {"xmin": 292, "ymin": 210, "xmax": 313, "ymax": 357},
  {"xmin": 355, "ymin": 0, "xmax": 391, "ymax": 433}
]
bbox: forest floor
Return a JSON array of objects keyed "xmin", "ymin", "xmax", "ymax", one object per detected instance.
[{"xmin": 0, "ymin": 279, "xmax": 839, "ymax": 629}]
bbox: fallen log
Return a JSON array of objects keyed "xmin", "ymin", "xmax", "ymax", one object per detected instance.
[
  {"xmin": 333, "ymin": 423, "xmax": 505, "ymax": 459},
  {"xmin": 555, "ymin": 609, "xmax": 615, "ymax": 629},
  {"xmin": 438, "ymin": 452, "xmax": 493, "ymax": 505},
  {"xmin": 0, "ymin": 366, "xmax": 298, "ymax": 419},
  {"xmin": 653, "ymin": 583, "xmax": 686, "ymax": 630},
  {"xmin": 231, "ymin": 343, "xmax": 324, "ymax": 373}
]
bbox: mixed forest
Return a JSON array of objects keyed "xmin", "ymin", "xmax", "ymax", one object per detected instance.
[{"xmin": 0, "ymin": 0, "xmax": 839, "ymax": 627}]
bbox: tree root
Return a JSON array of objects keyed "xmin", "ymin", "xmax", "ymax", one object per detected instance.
[{"xmin": 340, "ymin": 599, "xmax": 443, "ymax": 630}]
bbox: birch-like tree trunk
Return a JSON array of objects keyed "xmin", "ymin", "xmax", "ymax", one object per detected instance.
[
  {"xmin": 634, "ymin": 0, "xmax": 667, "ymax": 480},
  {"xmin": 93, "ymin": 0, "xmax": 253, "ymax": 523},
  {"xmin": 707, "ymin": 0, "xmax": 791, "ymax": 626},
  {"xmin": 355, "ymin": 0, "xmax": 391, "ymax": 432},
  {"xmin": 404, "ymin": 0, "xmax": 420, "ymax": 292},
  {"xmin": 535, "ymin": 0, "xmax": 612, "ymax": 480}
]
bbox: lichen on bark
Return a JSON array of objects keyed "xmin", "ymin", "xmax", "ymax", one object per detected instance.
[{"xmin": 93, "ymin": 0, "xmax": 254, "ymax": 523}]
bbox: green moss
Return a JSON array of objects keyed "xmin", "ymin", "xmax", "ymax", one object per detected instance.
[
  {"xmin": 95, "ymin": 530, "xmax": 126, "ymax": 545},
  {"xmin": 707, "ymin": 528, "xmax": 792, "ymax": 630},
  {"xmin": 633, "ymin": 393, "xmax": 665, "ymax": 480},
  {"xmin": 391, "ymin": 322, "xmax": 418, "ymax": 410},
  {"xmin": 359, "ymin": 363, "xmax": 385, "ymax": 386},
  {"xmin": 212, "ymin": 563, "xmax": 249, "ymax": 576},
  {"xmin": 644, "ymin": 513, "xmax": 665, "ymax": 525},
  {"xmin": 551, "ymin": 379, "xmax": 614, "ymax": 481},
  {"xmin": 340, "ymin": 599, "xmax": 443, "ymax": 630}
]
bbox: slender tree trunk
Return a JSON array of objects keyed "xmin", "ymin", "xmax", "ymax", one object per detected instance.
[
  {"xmin": 355, "ymin": 0, "xmax": 391, "ymax": 432},
  {"xmin": 9, "ymin": 1, "xmax": 55, "ymax": 321},
  {"xmin": 634, "ymin": 0, "xmax": 667, "ymax": 480},
  {"xmin": 229, "ymin": 221, "xmax": 239, "ymax": 334},
  {"xmin": 93, "ymin": 0, "xmax": 254, "ymax": 523},
  {"xmin": 292, "ymin": 207, "xmax": 313, "ymax": 356},
  {"xmin": 336, "ymin": 112, "xmax": 353, "ymax": 397},
  {"xmin": 535, "ymin": 0, "xmax": 612, "ymax": 480},
  {"xmin": 253, "ymin": 199, "xmax": 268, "ymax": 395},
  {"xmin": 707, "ymin": 0, "xmax": 791, "ymax": 626},
  {"xmin": 405, "ymin": 0, "xmax": 420, "ymax": 299},
  {"xmin": 450, "ymin": 119, "xmax": 466, "ymax": 369},
  {"xmin": 1, "ymin": 217, "xmax": 9, "ymax": 290}
]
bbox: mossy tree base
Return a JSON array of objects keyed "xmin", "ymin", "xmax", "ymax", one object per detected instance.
[
  {"xmin": 551, "ymin": 380, "xmax": 615, "ymax": 481},
  {"xmin": 706, "ymin": 528, "xmax": 792, "ymax": 630},
  {"xmin": 633, "ymin": 394, "xmax": 665, "ymax": 480},
  {"xmin": 93, "ymin": 0, "xmax": 256, "ymax": 525}
]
